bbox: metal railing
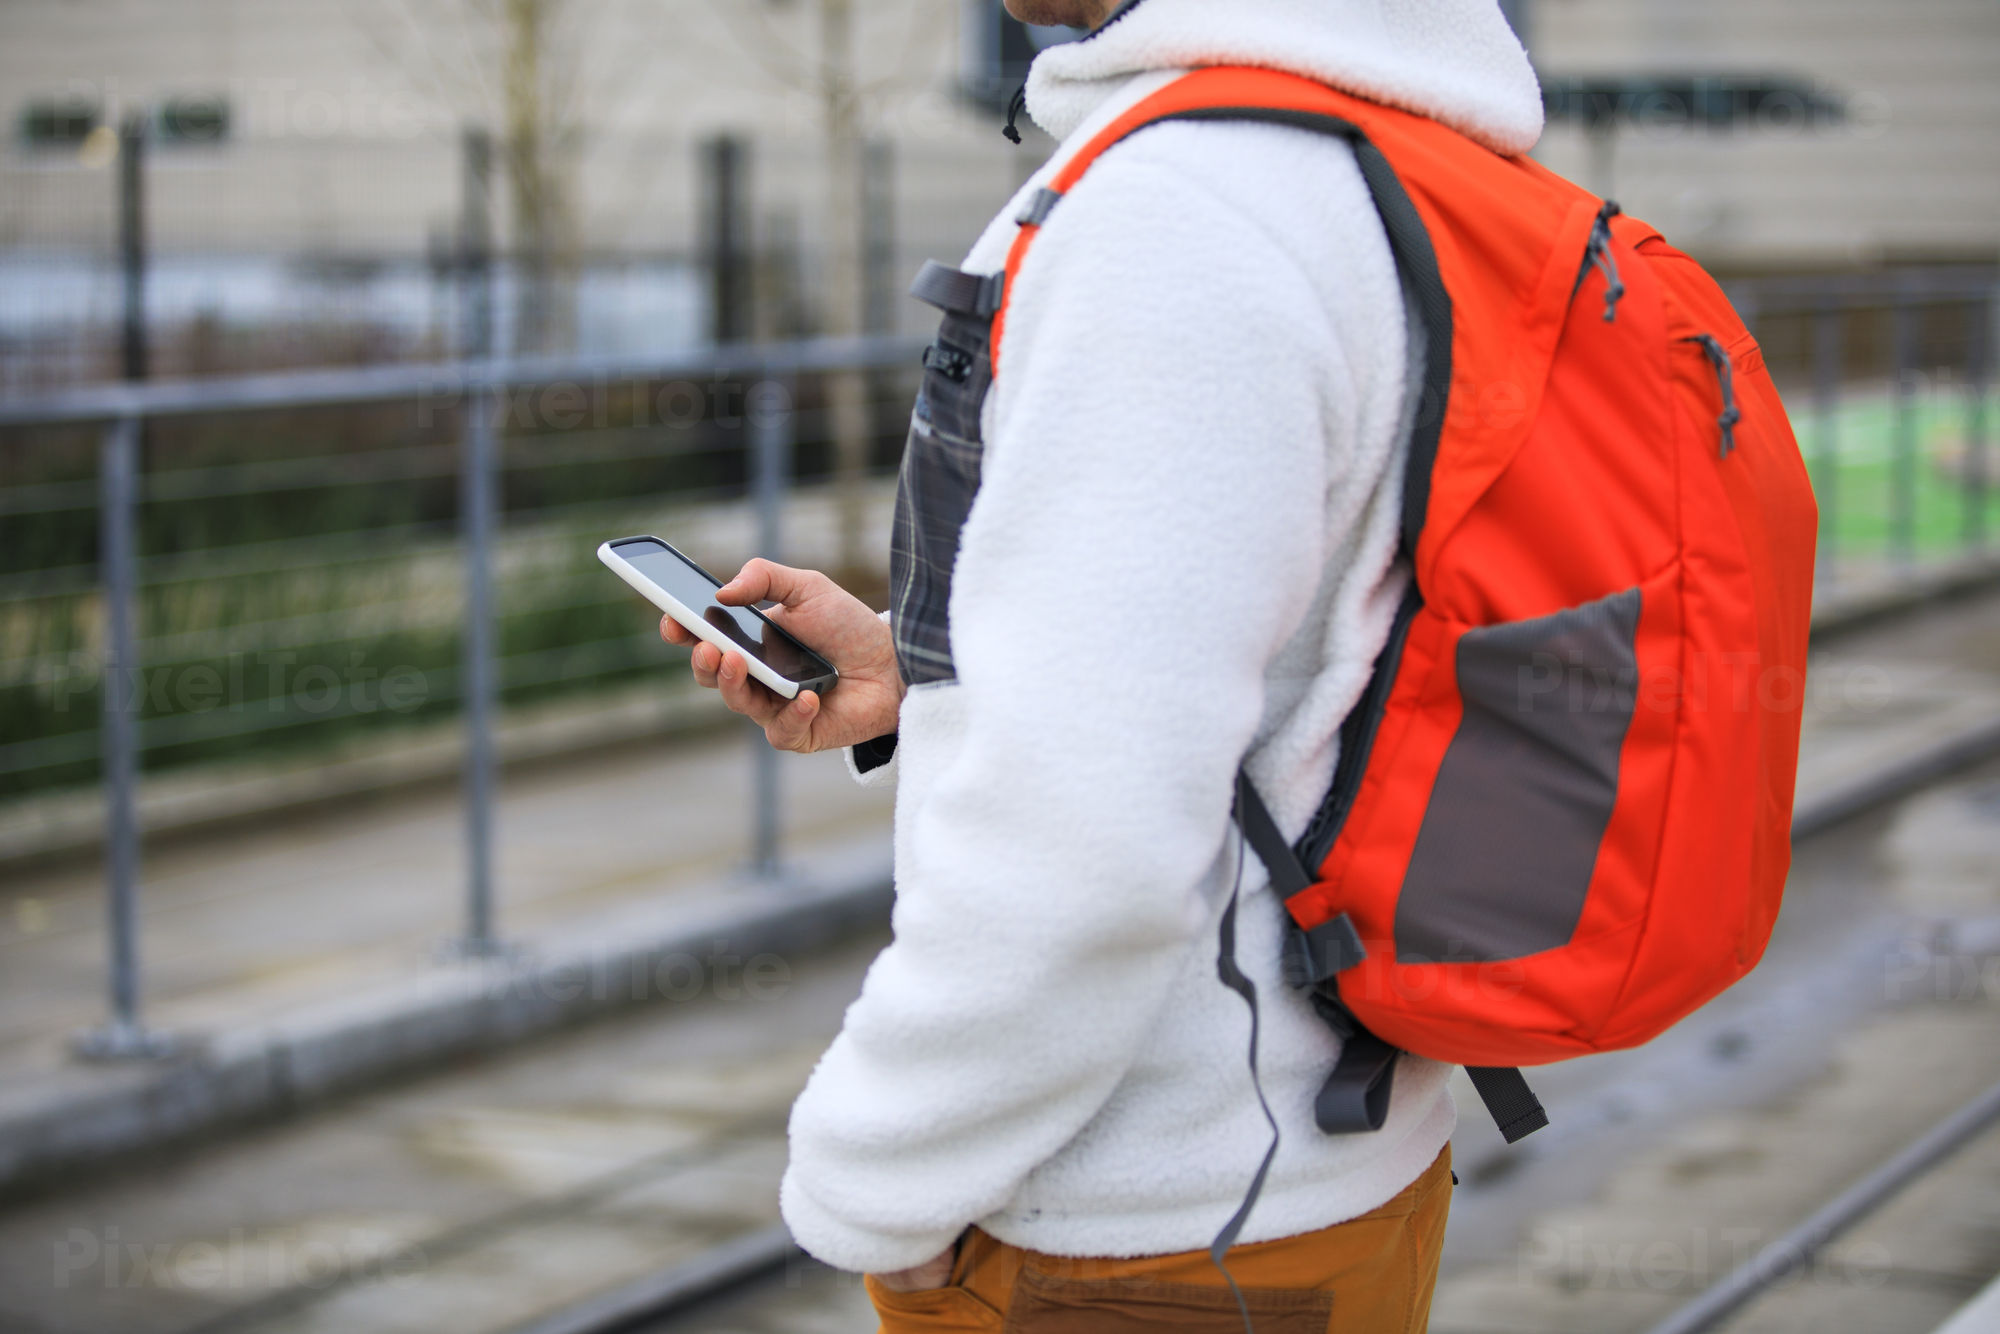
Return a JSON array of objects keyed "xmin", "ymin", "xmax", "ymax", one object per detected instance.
[
  {"xmin": 1726, "ymin": 270, "xmax": 1996, "ymax": 583},
  {"xmin": 1, "ymin": 271, "xmax": 1995, "ymax": 1061},
  {"xmin": 0, "ymin": 335, "xmax": 925, "ymax": 1057}
]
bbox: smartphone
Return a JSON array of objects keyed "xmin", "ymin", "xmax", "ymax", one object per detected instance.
[{"xmin": 598, "ymin": 536, "xmax": 838, "ymax": 700}]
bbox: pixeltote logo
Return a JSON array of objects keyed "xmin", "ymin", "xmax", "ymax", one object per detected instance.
[
  {"xmin": 480, "ymin": 940, "xmax": 795, "ymax": 1006},
  {"xmin": 1518, "ymin": 1222, "xmax": 1890, "ymax": 1294},
  {"xmin": 45, "ymin": 653, "xmax": 430, "ymax": 717},
  {"xmin": 52, "ymin": 1226, "xmax": 426, "ymax": 1292},
  {"xmin": 414, "ymin": 376, "xmax": 794, "ymax": 433}
]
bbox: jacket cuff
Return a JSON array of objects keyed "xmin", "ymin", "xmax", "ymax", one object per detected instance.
[
  {"xmin": 779, "ymin": 1165, "xmax": 962, "ymax": 1275},
  {"xmin": 845, "ymin": 732, "xmax": 899, "ymax": 787}
]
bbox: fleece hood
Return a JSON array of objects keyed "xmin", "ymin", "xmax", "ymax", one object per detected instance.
[{"xmin": 1025, "ymin": 0, "xmax": 1543, "ymax": 155}]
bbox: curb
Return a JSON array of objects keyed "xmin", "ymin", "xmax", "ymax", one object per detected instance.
[
  {"xmin": 1792, "ymin": 714, "xmax": 2000, "ymax": 840},
  {"xmin": 1808, "ymin": 550, "xmax": 2000, "ymax": 644},
  {"xmin": 0, "ymin": 835, "xmax": 891, "ymax": 1199},
  {"xmin": 0, "ymin": 684, "xmax": 735, "ymax": 874}
]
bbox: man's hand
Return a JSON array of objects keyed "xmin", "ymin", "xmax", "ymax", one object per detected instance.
[
  {"xmin": 869, "ymin": 1245, "xmax": 958, "ymax": 1294},
  {"xmin": 660, "ymin": 559, "xmax": 904, "ymax": 753}
]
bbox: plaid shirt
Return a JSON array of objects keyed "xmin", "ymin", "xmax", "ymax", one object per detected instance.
[{"xmin": 890, "ymin": 265, "xmax": 1002, "ymax": 689}]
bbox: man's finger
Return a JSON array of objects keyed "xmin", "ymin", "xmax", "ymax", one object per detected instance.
[
  {"xmin": 660, "ymin": 615, "xmax": 695, "ymax": 646},
  {"xmin": 763, "ymin": 691, "xmax": 820, "ymax": 753},
  {"xmin": 716, "ymin": 652, "xmax": 787, "ymax": 726},
  {"xmin": 690, "ymin": 642, "xmax": 722, "ymax": 689},
  {"xmin": 718, "ymin": 558, "xmax": 821, "ymax": 609}
]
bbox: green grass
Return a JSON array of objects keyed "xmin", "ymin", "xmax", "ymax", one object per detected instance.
[{"xmin": 1797, "ymin": 386, "xmax": 1998, "ymax": 557}]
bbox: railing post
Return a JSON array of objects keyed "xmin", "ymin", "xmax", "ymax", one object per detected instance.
[
  {"xmin": 74, "ymin": 413, "xmax": 172, "ymax": 1060},
  {"xmin": 118, "ymin": 115, "xmax": 148, "ymax": 384},
  {"xmin": 1812, "ymin": 298, "xmax": 1843, "ymax": 587},
  {"xmin": 1891, "ymin": 294, "xmax": 1920, "ymax": 571},
  {"xmin": 1965, "ymin": 291, "xmax": 1991, "ymax": 551},
  {"xmin": 702, "ymin": 135, "xmax": 752, "ymax": 345},
  {"xmin": 460, "ymin": 381, "xmax": 500, "ymax": 952},
  {"xmin": 747, "ymin": 372, "xmax": 793, "ymax": 882},
  {"xmin": 458, "ymin": 125, "xmax": 502, "ymax": 955}
]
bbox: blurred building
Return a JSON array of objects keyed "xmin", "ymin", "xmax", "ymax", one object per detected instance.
[
  {"xmin": 0, "ymin": 0, "xmax": 1993, "ymax": 387},
  {"xmin": 0, "ymin": 0, "xmax": 1032, "ymax": 385},
  {"xmin": 1525, "ymin": 0, "xmax": 2000, "ymax": 274}
]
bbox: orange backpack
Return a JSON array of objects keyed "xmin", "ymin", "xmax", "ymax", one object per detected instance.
[{"xmin": 918, "ymin": 66, "xmax": 1818, "ymax": 1146}]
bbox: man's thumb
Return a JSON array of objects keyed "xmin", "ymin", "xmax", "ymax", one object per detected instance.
[{"xmin": 719, "ymin": 558, "xmax": 809, "ymax": 607}]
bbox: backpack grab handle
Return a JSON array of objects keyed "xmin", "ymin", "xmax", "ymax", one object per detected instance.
[{"xmin": 1313, "ymin": 1028, "xmax": 1400, "ymax": 1134}]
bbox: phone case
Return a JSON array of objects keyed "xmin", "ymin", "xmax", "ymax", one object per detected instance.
[{"xmin": 597, "ymin": 538, "xmax": 838, "ymax": 699}]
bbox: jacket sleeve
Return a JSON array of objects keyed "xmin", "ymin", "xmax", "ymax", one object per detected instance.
[
  {"xmin": 779, "ymin": 152, "xmax": 1359, "ymax": 1273},
  {"xmin": 841, "ymin": 610, "xmax": 901, "ymax": 788}
]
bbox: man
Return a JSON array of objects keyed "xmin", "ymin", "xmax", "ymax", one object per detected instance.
[{"xmin": 663, "ymin": 0, "xmax": 1543, "ymax": 1325}]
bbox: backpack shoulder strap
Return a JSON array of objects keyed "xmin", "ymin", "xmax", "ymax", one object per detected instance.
[{"xmin": 989, "ymin": 66, "xmax": 1456, "ymax": 559}]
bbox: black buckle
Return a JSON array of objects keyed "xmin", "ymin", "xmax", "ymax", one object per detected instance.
[{"xmin": 1281, "ymin": 914, "xmax": 1368, "ymax": 989}]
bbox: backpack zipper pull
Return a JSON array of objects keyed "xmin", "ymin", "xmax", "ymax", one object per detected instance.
[
  {"xmin": 1580, "ymin": 201, "xmax": 1627, "ymax": 323},
  {"xmin": 1686, "ymin": 334, "xmax": 1742, "ymax": 456}
]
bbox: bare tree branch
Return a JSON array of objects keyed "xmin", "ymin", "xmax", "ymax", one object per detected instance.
[
  {"xmin": 710, "ymin": 0, "xmax": 822, "ymax": 95},
  {"xmin": 339, "ymin": 0, "xmax": 498, "ymax": 120}
]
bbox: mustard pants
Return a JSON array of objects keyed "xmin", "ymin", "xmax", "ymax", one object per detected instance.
[{"xmin": 866, "ymin": 1145, "xmax": 1453, "ymax": 1334}]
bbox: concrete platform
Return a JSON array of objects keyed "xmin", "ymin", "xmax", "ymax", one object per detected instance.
[{"xmin": 0, "ymin": 730, "xmax": 894, "ymax": 1195}]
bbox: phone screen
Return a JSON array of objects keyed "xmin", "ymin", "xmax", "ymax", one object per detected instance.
[{"xmin": 612, "ymin": 538, "xmax": 832, "ymax": 684}]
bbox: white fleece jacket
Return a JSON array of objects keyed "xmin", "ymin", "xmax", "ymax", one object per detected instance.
[{"xmin": 780, "ymin": 0, "xmax": 1542, "ymax": 1273}]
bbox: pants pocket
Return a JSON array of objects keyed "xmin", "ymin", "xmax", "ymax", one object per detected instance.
[
  {"xmin": 1002, "ymin": 1267, "xmax": 1334, "ymax": 1334},
  {"xmin": 867, "ymin": 1273, "xmax": 1004, "ymax": 1334}
]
